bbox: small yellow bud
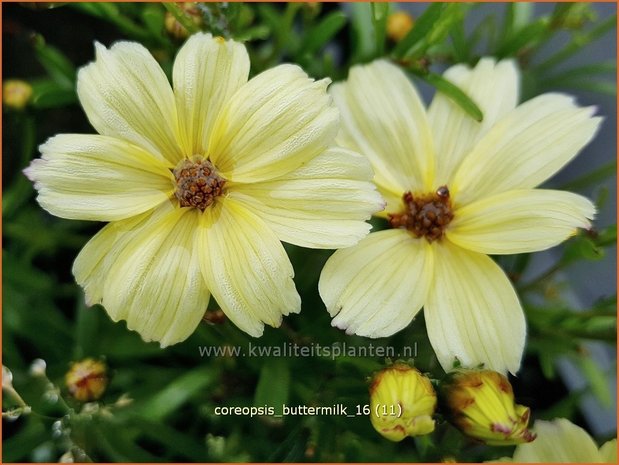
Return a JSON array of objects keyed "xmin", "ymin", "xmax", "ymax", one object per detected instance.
[
  {"xmin": 387, "ymin": 11, "xmax": 415, "ymax": 42},
  {"xmin": 164, "ymin": 3, "xmax": 203, "ymax": 40},
  {"xmin": 3, "ymin": 80, "xmax": 33, "ymax": 110},
  {"xmin": 369, "ymin": 362, "xmax": 437, "ymax": 441},
  {"xmin": 65, "ymin": 358, "xmax": 108, "ymax": 402},
  {"xmin": 442, "ymin": 369, "xmax": 536, "ymax": 446}
]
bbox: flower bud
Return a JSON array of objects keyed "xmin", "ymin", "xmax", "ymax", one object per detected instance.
[
  {"xmin": 387, "ymin": 11, "xmax": 414, "ymax": 42},
  {"xmin": 65, "ymin": 358, "xmax": 108, "ymax": 402},
  {"xmin": 3, "ymin": 80, "xmax": 33, "ymax": 110},
  {"xmin": 441, "ymin": 369, "xmax": 536, "ymax": 446},
  {"xmin": 369, "ymin": 362, "xmax": 437, "ymax": 441},
  {"xmin": 164, "ymin": 3, "xmax": 203, "ymax": 40}
]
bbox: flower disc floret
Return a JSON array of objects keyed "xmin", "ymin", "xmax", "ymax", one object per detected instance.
[
  {"xmin": 389, "ymin": 186, "xmax": 453, "ymax": 242},
  {"xmin": 173, "ymin": 157, "xmax": 226, "ymax": 211}
]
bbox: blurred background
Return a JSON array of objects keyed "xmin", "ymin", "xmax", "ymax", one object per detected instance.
[{"xmin": 3, "ymin": 2, "xmax": 616, "ymax": 462}]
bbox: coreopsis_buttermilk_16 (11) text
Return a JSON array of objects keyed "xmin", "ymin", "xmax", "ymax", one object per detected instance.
[
  {"xmin": 25, "ymin": 33, "xmax": 383, "ymax": 347},
  {"xmin": 319, "ymin": 58, "xmax": 600, "ymax": 374}
]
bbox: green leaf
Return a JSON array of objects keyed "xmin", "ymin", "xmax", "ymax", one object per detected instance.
[
  {"xmin": 535, "ymin": 14, "xmax": 617, "ymax": 73},
  {"xmin": 299, "ymin": 11, "xmax": 347, "ymax": 56},
  {"xmin": 594, "ymin": 224, "xmax": 617, "ymax": 247},
  {"xmin": 349, "ymin": 2, "xmax": 375, "ymax": 63},
  {"xmin": 500, "ymin": 3, "xmax": 534, "ymax": 47},
  {"xmin": 392, "ymin": 3, "xmax": 444, "ymax": 59},
  {"xmin": 138, "ymin": 368, "xmax": 214, "ymax": 421},
  {"xmin": 558, "ymin": 160, "xmax": 617, "ymax": 191},
  {"xmin": 496, "ymin": 17, "xmax": 551, "ymax": 57},
  {"xmin": 572, "ymin": 353, "xmax": 612, "ymax": 407},
  {"xmin": 141, "ymin": 3, "xmax": 166, "ymax": 38},
  {"xmin": 420, "ymin": 73, "xmax": 484, "ymax": 122},
  {"xmin": 30, "ymin": 79, "xmax": 77, "ymax": 109},
  {"xmin": 371, "ymin": 2, "xmax": 389, "ymax": 56},
  {"xmin": 32, "ymin": 35, "xmax": 76, "ymax": 89},
  {"xmin": 254, "ymin": 359, "xmax": 290, "ymax": 415},
  {"xmin": 129, "ymin": 417, "xmax": 206, "ymax": 461},
  {"xmin": 561, "ymin": 235, "xmax": 604, "ymax": 265},
  {"xmin": 554, "ymin": 80, "xmax": 617, "ymax": 96}
]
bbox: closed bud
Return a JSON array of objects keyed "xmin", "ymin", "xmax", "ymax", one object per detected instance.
[
  {"xmin": 442, "ymin": 369, "xmax": 536, "ymax": 446},
  {"xmin": 65, "ymin": 358, "xmax": 108, "ymax": 402},
  {"xmin": 369, "ymin": 362, "xmax": 437, "ymax": 441},
  {"xmin": 164, "ymin": 3, "xmax": 203, "ymax": 40},
  {"xmin": 3, "ymin": 80, "xmax": 33, "ymax": 110},
  {"xmin": 387, "ymin": 11, "xmax": 414, "ymax": 42}
]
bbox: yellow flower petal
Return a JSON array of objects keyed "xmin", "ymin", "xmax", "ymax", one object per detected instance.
[
  {"xmin": 513, "ymin": 419, "xmax": 604, "ymax": 462},
  {"xmin": 75, "ymin": 203, "xmax": 210, "ymax": 346},
  {"xmin": 425, "ymin": 241, "xmax": 525, "ymax": 374},
  {"xmin": 452, "ymin": 93, "xmax": 602, "ymax": 204},
  {"xmin": 331, "ymin": 60, "xmax": 435, "ymax": 194},
  {"xmin": 600, "ymin": 439, "xmax": 618, "ymax": 463},
  {"xmin": 447, "ymin": 189, "xmax": 595, "ymax": 254},
  {"xmin": 319, "ymin": 229, "xmax": 432, "ymax": 337},
  {"xmin": 24, "ymin": 134, "xmax": 174, "ymax": 221},
  {"xmin": 229, "ymin": 146, "xmax": 384, "ymax": 248},
  {"xmin": 73, "ymin": 212, "xmax": 148, "ymax": 307},
  {"xmin": 428, "ymin": 58, "xmax": 519, "ymax": 185},
  {"xmin": 173, "ymin": 33, "xmax": 249, "ymax": 156},
  {"xmin": 198, "ymin": 198, "xmax": 301, "ymax": 337},
  {"xmin": 77, "ymin": 41, "xmax": 183, "ymax": 164},
  {"xmin": 208, "ymin": 64, "xmax": 338, "ymax": 183}
]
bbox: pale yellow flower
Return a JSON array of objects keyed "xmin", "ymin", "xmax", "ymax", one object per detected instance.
[
  {"xmin": 25, "ymin": 33, "xmax": 382, "ymax": 346},
  {"xmin": 319, "ymin": 58, "xmax": 600, "ymax": 374},
  {"xmin": 510, "ymin": 418, "xmax": 617, "ymax": 463}
]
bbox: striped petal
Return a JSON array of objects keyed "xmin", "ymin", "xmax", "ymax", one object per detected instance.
[
  {"xmin": 24, "ymin": 134, "xmax": 174, "ymax": 221},
  {"xmin": 173, "ymin": 33, "xmax": 249, "ymax": 156},
  {"xmin": 319, "ymin": 229, "xmax": 432, "ymax": 338},
  {"xmin": 77, "ymin": 41, "xmax": 183, "ymax": 164},
  {"xmin": 452, "ymin": 93, "xmax": 602, "ymax": 204},
  {"xmin": 74, "ymin": 202, "xmax": 210, "ymax": 347},
  {"xmin": 198, "ymin": 198, "xmax": 301, "ymax": 337},
  {"xmin": 428, "ymin": 58, "xmax": 519, "ymax": 185},
  {"xmin": 447, "ymin": 189, "xmax": 596, "ymax": 255},
  {"xmin": 229, "ymin": 147, "xmax": 384, "ymax": 249},
  {"xmin": 425, "ymin": 241, "xmax": 525, "ymax": 374},
  {"xmin": 331, "ymin": 60, "xmax": 435, "ymax": 196},
  {"xmin": 208, "ymin": 64, "xmax": 339, "ymax": 183}
]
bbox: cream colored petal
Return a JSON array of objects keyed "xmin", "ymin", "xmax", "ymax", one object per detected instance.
[
  {"xmin": 24, "ymin": 134, "xmax": 174, "ymax": 221},
  {"xmin": 513, "ymin": 419, "xmax": 603, "ymax": 462},
  {"xmin": 447, "ymin": 189, "xmax": 596, "ymax": 255},
  {"xmin": 600, "ymin": 439, "xmax": 617, "ymax": 463},
  {"xmin": 452, "ymin": 93, "xmax": 602, "ymax": 204},
  {"xmin": 208, "ymin": 64, "xmax": 338, "ymax": 183},
  {"xmin": 77, "ymin": 41, "xmax": 183, "ymax": 164},
  {"xmin": 319, "ymin": 229, "xmax": 432, "ymax": 337},
  {"xmin": 229, "ymin": 147, "xmax": 384, "ymax": 248},
  {"xmin": 428, "ymin": 58, "xmax": 519, "ymax": 185},
  {"xmin": 425, "ymin": 241, "xmax": 525, "ymax": 374},
  {"xmin": 74, "ymin": 202, "xmax": 210, "ymax": 346},
  {"xmin": 331, "ymin": 60, "xmax": 435, "ymax": 194},
  {"xmin": 173, "ymin": 33, "xmax": 249, "ymax": 156},
  {"xmin": 198, "ymin": 197, "xmax": 301, "ymax": 337}
]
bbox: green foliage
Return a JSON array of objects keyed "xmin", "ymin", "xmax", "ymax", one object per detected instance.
[{"xmin": 3, "ymin": 2, "xmax": 616, "ymax": 463}]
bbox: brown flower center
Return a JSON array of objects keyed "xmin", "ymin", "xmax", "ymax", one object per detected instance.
[
  {"xmin": 173, "ymin": 157, "xmax": 226, "ymax": 211},
  {"xmin": 388, "ymin": 186, "xmax": 454, "ymax": 242}
]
